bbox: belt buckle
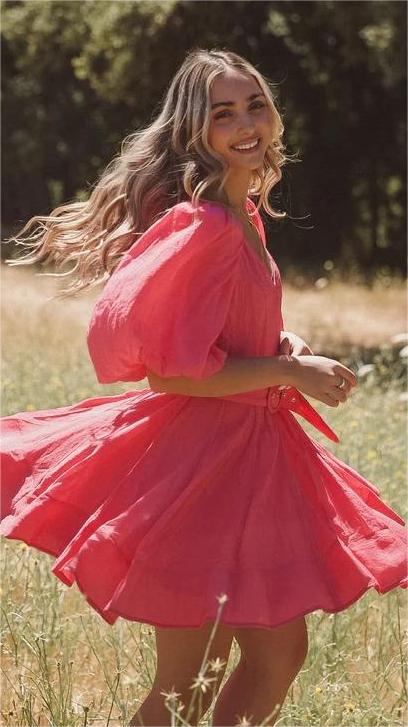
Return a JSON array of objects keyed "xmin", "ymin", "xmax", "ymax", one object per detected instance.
[
  {"xmin": 267, "ymin": 385, "xmax": 297, "ymax": 413},
  {"xmin": 266, "ymin": 386, "xmax": 281, "ymax": 412}
]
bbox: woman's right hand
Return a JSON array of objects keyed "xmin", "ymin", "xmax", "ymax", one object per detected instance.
[{"xmin": 287, "ymin": 355, "xmax": 358, "ymax": 407}]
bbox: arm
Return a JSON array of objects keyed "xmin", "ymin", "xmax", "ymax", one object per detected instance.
[
  {"xmin": 146, "ymin": 354, "xmax": 294, "ymax": 397},
  {"xmin": 280, "ymin": 330, "xmax": 313, "ymax": 356}
]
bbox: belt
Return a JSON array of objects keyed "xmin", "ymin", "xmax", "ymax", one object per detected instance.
[{"xmin": 218, "ymin": 385, "xmax": 340, "ymax": 443}]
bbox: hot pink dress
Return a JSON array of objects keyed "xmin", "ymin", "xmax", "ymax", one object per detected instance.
[{"xmin": 1, "ymin": 198, "xmax": 407, "ymax": 629}]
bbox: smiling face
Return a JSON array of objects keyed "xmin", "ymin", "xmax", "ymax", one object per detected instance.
[{"xmin": 207, "ymin": 70, "xmax": 275, "ymax": 172}]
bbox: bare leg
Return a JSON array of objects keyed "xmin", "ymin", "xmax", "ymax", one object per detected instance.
[
  {"xmin": 128, "ymin": 620, "xmax": 234, "ymax": 726},
  {"xmin": 212, "ymin": 616, "xmax": 308, "ymax": 726}
]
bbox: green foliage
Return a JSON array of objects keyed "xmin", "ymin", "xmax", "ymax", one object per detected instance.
[{"xmin": 2, "ymin": 0, "xmax": 406, "ymax": 274}]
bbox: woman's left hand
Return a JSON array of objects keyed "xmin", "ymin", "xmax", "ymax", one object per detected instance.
[{"xmin": 279, "ymin": 330, "xmax": 314, "ymax": 356}]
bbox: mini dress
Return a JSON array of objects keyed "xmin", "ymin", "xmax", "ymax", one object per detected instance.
[{"xmin": 1, "ymin": 197, "xmax": 407, "ymax": 629}]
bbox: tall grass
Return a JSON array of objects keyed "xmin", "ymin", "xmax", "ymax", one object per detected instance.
[{"xmin": 1, "ymin": 265, "xmax": 407, "ymax": 726}]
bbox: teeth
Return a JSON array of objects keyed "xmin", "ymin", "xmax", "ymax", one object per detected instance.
[{"xmin": 232, "ymin": 139, "xmax": 259, "ymax": 150}]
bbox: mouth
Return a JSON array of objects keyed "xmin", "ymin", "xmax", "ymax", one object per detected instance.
[{"xmin": 230, "ymin": 137, "xmax": 261, "ymax": 153}]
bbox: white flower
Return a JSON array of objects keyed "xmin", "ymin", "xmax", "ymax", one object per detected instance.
[
  {"xmin": 208, "ymin": 656, "xmax": 227, "ymax": 673},
  {"xmin": 190, "ymin": 671, "xmax": 217, "ymax": 693}
]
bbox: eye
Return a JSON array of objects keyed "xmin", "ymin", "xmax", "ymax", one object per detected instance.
[
  {"xmin": 214, "ymin": 102, "xmax": 266, "ymax": 121},
  {"xmin": 214, "ymin": 110, "xmax": 232, "ymax": 120},
  {"xmin": 250, "ymin": 102, "xmax": 266, "ymax": 111}
]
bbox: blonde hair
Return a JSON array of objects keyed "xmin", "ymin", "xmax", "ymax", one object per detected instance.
[{"xmin": 4, "ymin": 48, "xmax": 291, "ymax": 299}]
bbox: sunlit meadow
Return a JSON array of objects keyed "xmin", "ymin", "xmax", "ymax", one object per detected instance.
[{"xmin": 1, "ymin": 264, "xmax": 407, "ymax": 726}]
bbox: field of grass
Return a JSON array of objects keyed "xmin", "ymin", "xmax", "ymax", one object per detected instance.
[{"xmin": 1, "ymin": 265, "xmax": 407, "ymax": 726}]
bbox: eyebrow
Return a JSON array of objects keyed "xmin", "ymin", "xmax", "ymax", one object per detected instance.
[{"xmin": 211, "ymin": 92, "xmax": 266, "ymax": 110}]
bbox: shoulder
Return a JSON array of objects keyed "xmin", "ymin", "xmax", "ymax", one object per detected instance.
[
  {"xmin": 160, "ymin": 198, "xmax": 236, "ymax": 234},
  {"xmin": 145, "ymin": 199, "xmax": 244, "ymax": 261}
]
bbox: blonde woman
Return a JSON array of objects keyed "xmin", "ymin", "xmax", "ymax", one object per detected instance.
[{"xmin": 1, "ymin": 48, "xmax": 407, "ymax": 726}]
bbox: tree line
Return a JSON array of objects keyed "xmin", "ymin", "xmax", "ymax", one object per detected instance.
[{"xmin": 2, "ymin": 0, "xmax": 406, "ymax": 278}]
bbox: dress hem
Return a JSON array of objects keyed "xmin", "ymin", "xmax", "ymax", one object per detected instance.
[{"xmin": 2, "ymin": 532, "xmax": 406, "ymax": 631}]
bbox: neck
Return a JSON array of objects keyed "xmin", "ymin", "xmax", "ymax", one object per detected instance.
[{"xmin": 223, "ymin": 168, "xmax": 252, "ymax": 212}]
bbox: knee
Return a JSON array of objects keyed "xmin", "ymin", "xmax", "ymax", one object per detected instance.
[
  {"xmin": 278, "ymin": 624, "xmax": 309, "ymax": 677},
  {"xmin": 289, "ymin": 626, "xmax": 309, "ymax": 674},
  {"xmin": 241, "ymin": 624, "xmax": 309, "ymax": 681}
]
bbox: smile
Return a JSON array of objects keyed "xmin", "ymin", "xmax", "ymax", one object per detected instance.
[{"xmin": 231, "ymin": 138, "xmax": 261, "ymax": 152}]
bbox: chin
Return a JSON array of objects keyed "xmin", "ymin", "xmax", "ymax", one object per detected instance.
[
  {"xmin": 226, "ymin": 151, "xmax": 265, "ymax": 170},
  {"xmin": 230, "ymin": 159, "xmax": 263, "ymax": 171}
]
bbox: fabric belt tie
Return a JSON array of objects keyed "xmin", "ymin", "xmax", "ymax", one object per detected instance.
[{"xmin": 218, "ymin": 385, "xmax": 340, "ymax": 443}]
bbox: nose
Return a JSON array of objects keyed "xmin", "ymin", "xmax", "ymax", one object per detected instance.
[{"xmin": 236, "ymin": 111, "xmax": 257, "ymax": 134}]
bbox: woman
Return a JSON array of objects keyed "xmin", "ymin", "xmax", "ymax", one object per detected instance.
[{"xmin": 1, "ymin": 48, "xmax": 406, "ymax": 726}]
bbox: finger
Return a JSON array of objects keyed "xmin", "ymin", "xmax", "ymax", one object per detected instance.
[
  {"xmin": 322, "ymin": 392, "xmax": 340, "ymax": 407},
  {"xmin": 280, "ymin": 337, "xmax": 291, "ymax": 354},
  {"xmin": 342, "ymin": 380, "xmax": 352, "ymax": 394},
  {"xmin": 329, "ymin": 386, "xmax": 347, "ymax": 403},
  {"xmin": 335, "ymin": 378, "xmax": 352, "ymax": 396},
  {"xmin": 338, "ymin": 365, "xmax": 358, "ymax": 387}
]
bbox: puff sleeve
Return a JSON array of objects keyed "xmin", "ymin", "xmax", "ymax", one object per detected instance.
[{"xmin": 86, "ymin": 201, "xmax": 243, "ymax": 384}]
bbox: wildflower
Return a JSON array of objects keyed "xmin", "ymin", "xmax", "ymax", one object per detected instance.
[
  {"xmin": 237, "ymin": 716, "xmax": 252, "ymax": 726},
  {"xmin": 160, "ymin": 688, "xmax": 182, "ymax": 702},
  {"xmin": 315, "ymin": 686, "xmax": 322, "ymax": 694},
  {"xmin": 208, "ymin": 656, "xmax": 227, "ymax": 673},
  {"xmin": 190, "ymin": 671, "xmax": 217, "ymax": 693},
  {"xmin": 345, "ymin": 702, "xmax": 356, "ymax": 711}
]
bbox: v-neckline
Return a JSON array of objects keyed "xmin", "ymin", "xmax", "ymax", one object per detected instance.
[
  {"xmin": 200, "ymin": 198, "xmax": 273, "ymax": 280},
  {"xmin": 233, "ymin": 200, "xmax": 273, "ymax": 279}
]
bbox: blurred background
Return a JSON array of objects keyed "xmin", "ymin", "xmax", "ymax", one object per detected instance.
[{"xmin": 2, "ymin": 0, "xmax": 406, "ymax": 281}]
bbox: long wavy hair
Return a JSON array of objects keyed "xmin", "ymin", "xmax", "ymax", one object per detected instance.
[{"xmin": 4, "ymin": 48, "xmax": 291, "ymax": 299}]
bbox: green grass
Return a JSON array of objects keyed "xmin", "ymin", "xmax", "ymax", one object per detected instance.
[{"xmin": 1, "ymin": 267, "xmax": 407, "ymax": 726}]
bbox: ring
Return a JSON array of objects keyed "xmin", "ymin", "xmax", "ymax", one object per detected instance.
[{"xmin": 337, "ymin": 378, "xmax": 347, "ymax": 390}]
